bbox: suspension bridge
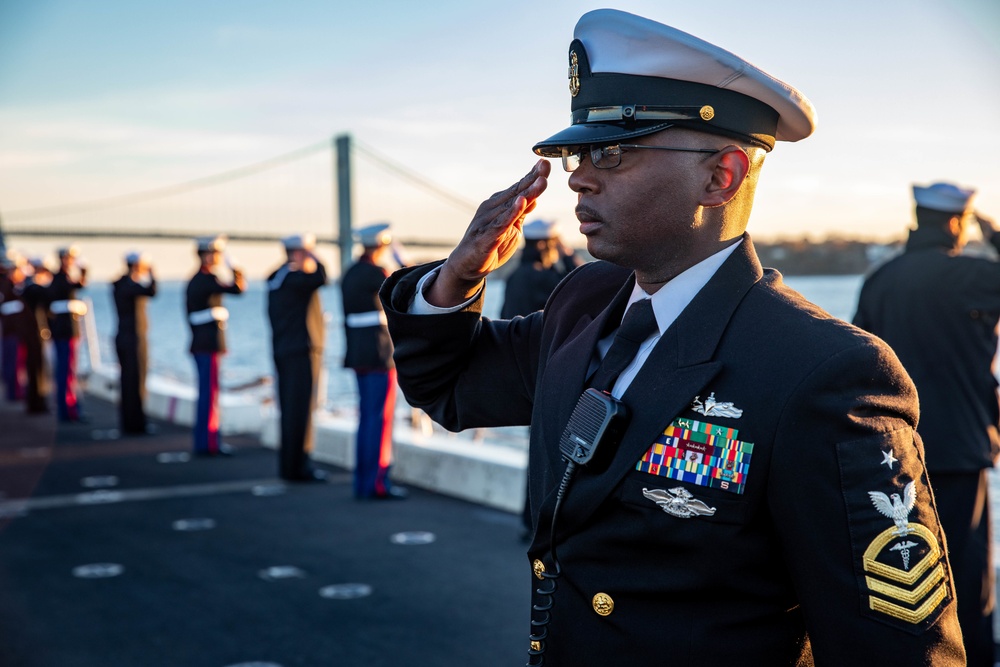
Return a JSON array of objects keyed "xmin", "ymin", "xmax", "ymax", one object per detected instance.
[{"xmin": 0, "ymin": 134, "xmax": 480, "ymax": 274}]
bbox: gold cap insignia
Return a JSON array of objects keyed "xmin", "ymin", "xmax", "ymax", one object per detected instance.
[{"xmin": 569, "ymin": 51, "xmax": 580, "ymax": 97}]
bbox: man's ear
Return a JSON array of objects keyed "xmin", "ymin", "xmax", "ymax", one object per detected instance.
[{"xmin": 700, "ymin": 146, "xmax": 750, "ymax": 207}]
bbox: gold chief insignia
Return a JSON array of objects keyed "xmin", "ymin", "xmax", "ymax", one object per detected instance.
[
  {"xmin": 569, "ymin": 51, "xmax": 580, "ymax": 97},
  {"xmin": 864, "ymin": 481, "xmax": 947, "ymax": 625}
]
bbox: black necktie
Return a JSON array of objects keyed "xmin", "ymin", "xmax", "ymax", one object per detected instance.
[{"xmin": 589, "ymin": 298, "xmax": 658, "ymax": 392}]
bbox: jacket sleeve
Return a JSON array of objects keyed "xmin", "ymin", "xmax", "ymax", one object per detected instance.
[
  {"xmin": 768, "ymin": 338, "xmax": 965, "ymax": 665},
  {"xmin": 380, "ymin": 261, "xmax": 543, "ymax": 432}
]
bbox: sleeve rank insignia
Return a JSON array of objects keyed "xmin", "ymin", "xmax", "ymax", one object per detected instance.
[{"xmin": 863, "ymin": 481, "xmax": 948, "ymax": 626}]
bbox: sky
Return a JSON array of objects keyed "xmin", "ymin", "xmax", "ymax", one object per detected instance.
[{"xmin": 1, "ymin": 0, "xmax": 999, "ymax": 278}]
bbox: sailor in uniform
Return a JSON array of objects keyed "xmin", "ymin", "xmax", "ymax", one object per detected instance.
[
  {"xmin": 854, "ymin": 183, "xmax": 999, "ymax": 665},
  {"xmin": 341, "ymin": 223, "xmax": 405, "ymax": 499},
  {"xmin": 379, "ymin": 10, "xmax": 963, "ymax": 664},
  {"xmin": 501, "ymin": 219, "xmax": 580, "ymax": 319},
  {"xmin": 47, "ymin": 245, "xmax": 88, "ymax": 422},
  {"xmin": 186, "ymin": 236, "xmax": 245, "ymax": 456},
  {"xmin": 112, "ymin": 251, "xmax": 157, "ymax": 435},
  {"xmin": 266, "ymin": 233, "xmax": 328, "ymax": 482}
]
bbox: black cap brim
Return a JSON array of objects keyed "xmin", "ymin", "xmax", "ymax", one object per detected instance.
[{"xmin": 532, "ymin": 122, "xmax": 674, "ymax": 157}]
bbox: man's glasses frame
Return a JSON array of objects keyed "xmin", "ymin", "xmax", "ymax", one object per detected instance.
[{"xmin": 561, "ymin": 143, "xmax": 720, "ymax": 173}]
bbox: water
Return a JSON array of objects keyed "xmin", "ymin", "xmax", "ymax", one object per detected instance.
[{"xmin": 81, "ymin": 273, "xmax": 864, "ymax": 409}]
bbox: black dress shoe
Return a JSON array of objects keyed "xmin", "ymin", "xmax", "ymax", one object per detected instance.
[
  {"xmin": 286, "ymin": 469, "xmax": 329, "ymax": 483},
  {"xmin": 195, "ymin": 443, "xmax": 236, "ymax": 457},
  {"xmin": 373, "ymin": 486, "xmax": 408, "ymax": 500}
]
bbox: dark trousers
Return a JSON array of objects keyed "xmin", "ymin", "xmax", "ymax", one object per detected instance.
[
  {"xmin": 275, "ymin": 353, "xmax": 316, "ymax": 479},
  {"xmin": 353, "ymin": 368, "xmax": 396, "ymax": 498},
  {"xmin": 2, "ymin": 335, "xmax": 22, "ymax": 402},
  {"xmin": 192, "ymin": 352, "xmax": 220, "ymax": 453},
  {"xmin": 54, "ymin": 337, "xmax": 80, "ymax": 421},
  {"xmin": 116, "ymin": 337, "xmax": 146, "ymax": 434},
  {"xmin": 930, "ymin": 469, "xmax": 995, "ymax": 667},
  {"xmin": 23, "ymin": 332, "xmax": 47, "ymax": 414}
]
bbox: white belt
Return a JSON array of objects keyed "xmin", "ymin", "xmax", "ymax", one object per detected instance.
[
  {"xmin": 345, "ymin": 311, "xmax": 386, "ymax": 328},
  {"xmin": 1, "ymin": 301, "xmax": 24, "ymax": 315},
  {"xmin": 189, "ymin": 307, "xmax": 229, "ymax": 326},
  {"xmin": 50, "ymin": 299, "xmax": 88, "ymax": 316}
]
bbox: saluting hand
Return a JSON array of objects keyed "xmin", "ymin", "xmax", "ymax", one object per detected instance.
[{"xmin": 429, "ymin": 159, "xmax": 550, "ymax": 308}]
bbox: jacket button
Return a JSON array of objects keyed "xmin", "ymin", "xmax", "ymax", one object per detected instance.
[
  {"xmin": 532, "ymin": 559, "xmax": 546, "ymax": 580},
  {"xmin": 593, "ymin": 592, "xmax": 614, "ymax": 616}
]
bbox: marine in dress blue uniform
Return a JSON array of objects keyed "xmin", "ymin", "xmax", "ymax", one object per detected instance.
[
  {"xmin": 267, "ymin": 233, "xmax": 329, "ymax": 482},
  {"xmin": 0, "ymin": 254, "xmax": 26, "ymax": 402},
  {"xmin": 47, "ymin": 246, "xmax": 87, "ymax": 422},
  {"xmin": 380, "ymin": 10, "xmax": 963, "ymax": 665},
  {"xmin": 112, "ymin": 251, "xmax": 157, "ymax": 435},
  {"xmin": 186, "ymin": 236, "xmax": 245, "ymax": 456},
  {"xmin": 854, "ymin": 183, "xmax": 998, "ymax": 666},
  {"xmin": 20, "ymin": 258, "xmax": 52, "ymax": 414},
  {"xmin": 341, "ymin": 223, "xmax": 404, "ymax": 500}
]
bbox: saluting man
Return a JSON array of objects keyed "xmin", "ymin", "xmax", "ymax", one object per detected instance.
[
  {"xmin": 0, "ymin": 253, "xmax": 26, "ymax": 403},
  {"xmin": 48, "ymin": 245, "xmax": 88, "ymax": 422},
  {"xmin": 854, "ymin": 183, "xmax": 999, "ymax": 665},
  {"xmin": 186, "ymin": 236, "xmax": 245, "ymax": 456},
  {"xmin": 379, "ymin": 10, "xmax": 963, "ymax": 665},
  {"xmin": 341, "ymin": 223, "xmax": 405, "ymax": 500},
  {"xmin": 112, "ymin": 251, "xmax": 157, "ymax": 435},
  {"xmin": 267, "ymin": 233, "xmax": 328, "ymax": 482},
  {"xmin": 20, "ymin": 257, "xmax": 52, "ymax": 414}
]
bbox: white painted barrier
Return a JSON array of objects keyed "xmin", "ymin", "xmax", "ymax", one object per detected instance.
[{"xmin": 84, "ymin": 365, "xmax": 527, "ymax": 513}]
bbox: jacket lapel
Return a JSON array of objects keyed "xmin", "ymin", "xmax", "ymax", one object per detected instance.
[
  {"xmin": 537, "ymin": 278, "xmax": 636, "ymax": 476},
  {"xmin": 553, "ymin": 237, "xmax": 764, "ymax": 538}
]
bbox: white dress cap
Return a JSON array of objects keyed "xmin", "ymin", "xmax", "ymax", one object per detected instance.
[
  {"xmin": 523, "ymin": 219, "xmax": 558, "ymax": 240},
  {"xmin": 282, "ymin": 233, "xmax": 317, "ymax": 251},
  {"xmin": 124, "ymin": 251, "xmax": 149, "ymax": 265},
  {"xmin": 57, "ymin": 245, "xmax": 81, "ymax": 258},
  {"xmin": 355, "ymin": 223, "xmax": 392, "ymax": 247},
  {"xmin": 912, "ymin": 182, "xmax": 976, "ymax": 213},
  {"xmin": 196, "ymin": 235, "xmax": 227, "ymax": 253},
  {"xmin": 534, "ymin": 9, "xmax": 817, "ymax": 155}
]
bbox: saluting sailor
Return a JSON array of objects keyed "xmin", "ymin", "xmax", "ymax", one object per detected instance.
[
  {"xmin": 341, "ymin": 223, "xmax": 406, "ymax": 500},
  {"xmin": 186, "ymin": 235, "xmax": 245, "ymax": 456},
  {"xmin": 112, "ymin": 251, "xmax": 157, "ymax": 435},
  {"xmin": 47, "ymin": 245, "xmax": 88, "ymax": 422},
  {"xmin": 266, "ymin": 233, "xmax": 329, "ymax": 482},
  {"xmin": 379, "ymin": 9, "xmax": 963, "ymax": 665}
]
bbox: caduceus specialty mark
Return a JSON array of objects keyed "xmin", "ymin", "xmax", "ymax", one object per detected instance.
[{"xmin": 890, "ymin": 540, "xmax": 919, "ymax": 570}]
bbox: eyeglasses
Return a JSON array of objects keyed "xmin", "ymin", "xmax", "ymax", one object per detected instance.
[{"xmin": 560, "ymin": 143, "xmax": 720, "ymax": 172}]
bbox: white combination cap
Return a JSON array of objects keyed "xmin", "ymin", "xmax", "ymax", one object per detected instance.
[
  {"xmin": 534, "ymin": 9, "xmax": 817, "ymax": 155},
  {"xmin": 124, "ymin": 251, "xmax": 149, "ymax": 265},
  {"xmin": 196, "ymin": 235, "xmax": 227, "ymax": 253},
  {"xmin": 57, "ymin": 245, "xmax": 81, "ymax": 258},
  {"xmin": 281, "ymin": 233, "xmax": 317, "ymax": 251},
  {"xmin": 912, "ymin": 182, "xmax": 976, "ymax": 213},
  {"xmin": 355, "ymin": 223, "xmax": 392, "ymax": 248},
  {"xmin": 523, "ymin": 219, "xmax": 559, "ymax": 240}
]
